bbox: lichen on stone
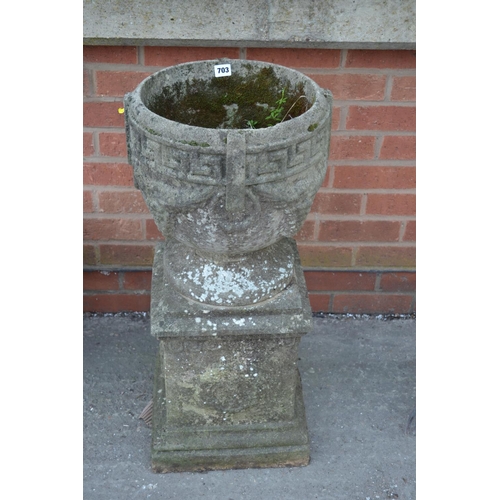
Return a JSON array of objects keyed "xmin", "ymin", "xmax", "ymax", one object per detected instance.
[{"xmin": 147, "ymin": 66, "xmax": 310, "ymax": 129}]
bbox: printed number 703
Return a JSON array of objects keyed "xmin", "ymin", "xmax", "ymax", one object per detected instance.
[{"xmin": 214, "ymin": 64, "xmax": 232, "ymax": 77}]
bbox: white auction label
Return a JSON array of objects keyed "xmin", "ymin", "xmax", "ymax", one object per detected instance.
[{"xmin": 214, "ymin": 63, "xmax": 232, "ymax": 77}]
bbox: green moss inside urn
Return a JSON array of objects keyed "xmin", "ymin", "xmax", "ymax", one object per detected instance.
[{"xmin": 147, "ymin": 66, "xmax": 311, "ymax": 129}]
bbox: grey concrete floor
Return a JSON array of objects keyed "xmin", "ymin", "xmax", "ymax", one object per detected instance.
[{"xmin": 83, "ymin": 314, "xmax": 415, "ymax": 500}]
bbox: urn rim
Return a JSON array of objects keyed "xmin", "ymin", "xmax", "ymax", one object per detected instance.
[{"xmin": 124, "ymin": 58, "xmax": 332, "ymax": 144}]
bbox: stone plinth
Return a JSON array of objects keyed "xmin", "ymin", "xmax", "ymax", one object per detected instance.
[{"xmin": 150, "ymin": 239, "xmax": 311, "ymax": 472}]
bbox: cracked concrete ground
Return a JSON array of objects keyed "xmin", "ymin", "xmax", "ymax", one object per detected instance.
[{"xmin": 83, "ymin": 314, "xmax": 415, "ymax": 500}]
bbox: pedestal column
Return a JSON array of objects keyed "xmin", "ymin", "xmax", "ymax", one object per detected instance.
[{"xmin": 150, "ymin": 239, "xmax": 311, "ymax": 472}]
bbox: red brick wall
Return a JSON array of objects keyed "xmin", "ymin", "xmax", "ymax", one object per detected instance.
[{"xmin": 83, "ymin": 46, "xmax": 416, "ymax": 314}]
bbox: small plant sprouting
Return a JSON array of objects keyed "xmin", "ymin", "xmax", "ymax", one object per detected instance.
[
  {"xmin": 245, "ymin": 87, "xmax": 309, "ymax": 129},
  {"xmin": 265, "ymin": 87, "xmax": 288, "ymax": 126}
]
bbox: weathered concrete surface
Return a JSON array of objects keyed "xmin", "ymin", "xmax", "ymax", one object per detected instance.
[
  {"xmin": 150, "ymin": 241, "xmax": 312, "ymax": 337},
  {"xmin": 83, "ymin": 314, "xmax": 416, "ymax": 499},
  {"xmin": 148, "ymin": 240, "xmax": 312, "ymax": 472},
  {"xmin": 124, "ymin": 59, "xmax": 332, "ymax": 256},
  {"xmin": 151, "ymin": 337, "xmax": 310, "ymax": 472},
  {"xmin": 83, "ymin": 0, "xmax": 416, "ymax": 49},
  {"xmin": 125, "ymin": 60, "xmax": 332, "ymax": 472}
]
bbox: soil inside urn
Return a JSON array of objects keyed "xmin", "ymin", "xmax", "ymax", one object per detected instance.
[{"xmin": 147, "ymin": 66, "xmax": 311, "ymax": 129}]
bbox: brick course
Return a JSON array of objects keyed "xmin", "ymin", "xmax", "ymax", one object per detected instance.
[
  {"xmin": 379, "ymin": 135, "xmax": 416, "ymax": 160},
  {"xmin": 83, "ymin": 46, "xmax": 416, "ymax": 314},
  {"xmin": 391, "ymin": 76, "xmax": 417, "ymax": 101},
  {"xmin": 308, "ymin": 74, "xmax": 386, "ymax": 101},
  {"xmin": 144, "ymin": 46, "xmax": 240, "ymax": 66},
  {"xmin": 333, "ymin": 166, "xmax": 416, "ymax": 190},
  {"xmin": 344, "ymin": 50, "xmax": 416, "ymax": 69},
  {"xmin": 247, "ymin": 48, "xmax": 342, "ymax": 68}
]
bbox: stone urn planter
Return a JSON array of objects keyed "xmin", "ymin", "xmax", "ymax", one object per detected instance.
[{"xmin": 124, "ymin": 59, "xmax": 332, "ymax": 472}]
